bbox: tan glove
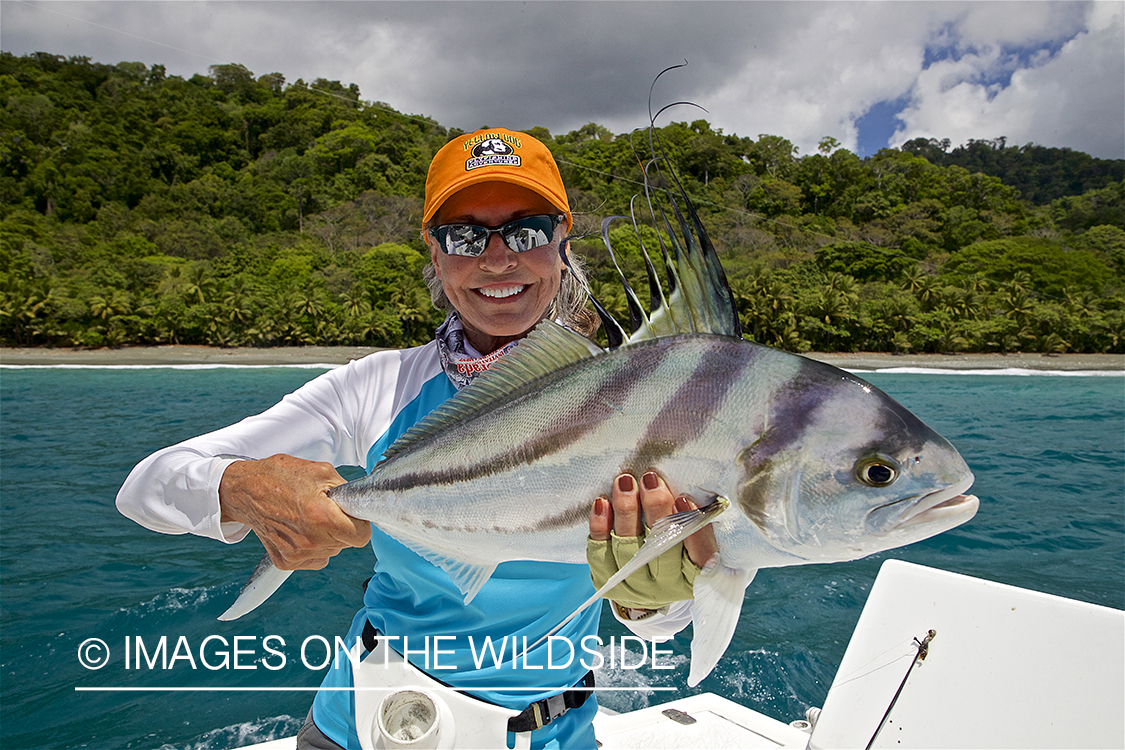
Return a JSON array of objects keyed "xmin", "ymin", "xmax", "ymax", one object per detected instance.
[
  {"xmin": 587, "ymin": 471, "xmax": 716, "ymax": 612},
  {"xmin": 587, "ymin": 530, "xmax": 702, "ymax": 609}
]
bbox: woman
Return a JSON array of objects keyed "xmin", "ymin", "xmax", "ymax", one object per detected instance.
[{"xmin": 117, "ymin": 128, "xmax": 712, "ymax": 749}]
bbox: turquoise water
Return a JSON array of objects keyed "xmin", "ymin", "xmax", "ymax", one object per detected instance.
[{"xmin": 1, "ymin": 366, "xmax": 1122, "ymax": 750}]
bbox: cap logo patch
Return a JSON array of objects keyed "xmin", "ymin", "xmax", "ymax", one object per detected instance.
[{"xmin": 464, "ymin": 133, "xmax": 522, "ymax": 171}]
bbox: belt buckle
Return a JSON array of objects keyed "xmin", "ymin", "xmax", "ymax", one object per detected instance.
[
  {"xmin": 546, "ymin": 692, "xmax": 566, "ymax": 720},
  {"xmin": 531, "ymin": 692, "xmax": 567, "ymax": 730}
]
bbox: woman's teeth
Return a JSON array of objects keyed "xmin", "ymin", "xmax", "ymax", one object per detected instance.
[{"xmin": 478, "ymin": 285, "xmax": 526, "ymax": 299}]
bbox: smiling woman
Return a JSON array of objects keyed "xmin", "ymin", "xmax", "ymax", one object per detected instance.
[
  {"xmin": 425, "ymin": 182, "xmax": 570, "ymax": 354},
  {"xmin": 420, "ymin": 130, "xmax": 597, "ymax": 354},
  {"xmin": 113, "ymin": 126, "xmax": 710, "ymax": 750}
]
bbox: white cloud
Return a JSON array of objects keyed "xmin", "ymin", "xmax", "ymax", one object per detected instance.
[
  {"xmin": 892, "ymin": 2, "xmax": 1124, "ymax": 158},
  {"xmin": 703, "ymin": 2, "xmax": 932, "ymax": 154},
  {"xmin": 1, "ymin": 1, "xmax": 1121, "ymax": 159}
]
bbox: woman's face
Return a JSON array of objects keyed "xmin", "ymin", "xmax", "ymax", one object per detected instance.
[{"xmin": 427, "ymin": 181, "xmax": 566, "ymax": 353}]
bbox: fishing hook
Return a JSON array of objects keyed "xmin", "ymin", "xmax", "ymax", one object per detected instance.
[{"xmin": 864, "ymin": 629, "xmax": 936, "ymax": 750}]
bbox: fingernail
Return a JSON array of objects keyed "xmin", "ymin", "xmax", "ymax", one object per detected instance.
[
  {"xmin": 676, "ymin": 496, "xmax": 697, "ymax": 512},
  {"xmin": 617, "ymin": 474, "xmax": 635, "ymax": 493},
  {"xmin": 594, "ymin": 497, "xmax": 607, "ymax": 515},
  {"xmin": 642, "ymin": 472, "xmax": 659, "ymax": 490}
]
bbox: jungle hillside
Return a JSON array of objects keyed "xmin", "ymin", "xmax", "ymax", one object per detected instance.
[{"xmin": 3, "ymin": 53, "xmax": 1124, "ymax": 354}]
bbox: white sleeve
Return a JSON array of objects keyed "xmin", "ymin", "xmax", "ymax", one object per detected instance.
[
  {"xmin": 612, "ymin": 600, "xmax": 694, "ymax": 641},
  {"xmin": 115, "ymin": 354, "xmax": 396, "ymax": 543}
]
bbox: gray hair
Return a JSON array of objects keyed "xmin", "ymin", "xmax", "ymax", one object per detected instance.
[{"xmin": 422, "ymin": 239, "xmax": 599, "ymax": 338}]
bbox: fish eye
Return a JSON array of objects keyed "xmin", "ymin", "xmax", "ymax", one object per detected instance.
[{"xmin": 856, "ymin": 458, "xmax": 898, "ymax": 487}]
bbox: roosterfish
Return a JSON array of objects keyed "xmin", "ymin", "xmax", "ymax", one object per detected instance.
[{"xmin": 219, "ymin": 126, "xmax": 979, "ymax": 688}]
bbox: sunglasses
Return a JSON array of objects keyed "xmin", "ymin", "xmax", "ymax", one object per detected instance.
[{"xmin": 428, "ymin": 214, "xmax": 565, "ymax": 258}]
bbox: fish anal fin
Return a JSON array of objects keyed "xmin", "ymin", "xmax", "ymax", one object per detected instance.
[
  {"xmin": 448, "ymin": 559, "xmax": 498, "ymax": 605},
  {"xmin": 687, "ymin": 555, "xmax": 756, "ymax": 687},
  {"xmin": 393, "ymin": 537, "xmax": 498, "ymax": 605}
]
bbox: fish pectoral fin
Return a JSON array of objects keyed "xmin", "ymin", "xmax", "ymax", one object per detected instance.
[
  {"xmin": 686, "ymin": 555, "xmax": 756, "ymax": 687},
  {"xmin": 648, "ymin": 494, "xmax": 728, "ymax": 537},
  {"xmin": 597, "ymin": 495, "xmax": 729, "ymax": 602},
  {"xmin": 218, "ymin": 553, "xmax": 293, "ymax": 621}
]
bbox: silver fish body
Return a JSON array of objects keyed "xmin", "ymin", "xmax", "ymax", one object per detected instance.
[
  {"xmin": 316, "ymin": 328, "xmax": 977, "ymax": 687},
  {"xmin": 220, "ymin": 326, "xmax": 978, "ymax": 686},
  {"xmin": 330, "ymin": 331, "xmax": 974, "ymax": 577}
]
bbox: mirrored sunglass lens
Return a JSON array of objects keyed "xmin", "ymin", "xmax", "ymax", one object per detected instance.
[
  {"xmin": 436, "ymin": 216, "xmax": 557, "ymax": 256},
  {"xmin": 442, "ymin": 226, "xmax": 488, "ymax": 256},
  {"xmin": 502, "ymin": 217, "xmax": 554, "ymax": 252}
]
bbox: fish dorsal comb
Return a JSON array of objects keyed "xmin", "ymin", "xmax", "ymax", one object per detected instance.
[
  {"xmin": 593, "ymin": 66, "xmax": 742, "ymax": 345},
  {"xmin": 603, "ymin": 156, "xmax": 741, "ymax": 344},
  {"xmin": 381, "ymin": 321, "xmax": 603, "ymax": 462}
]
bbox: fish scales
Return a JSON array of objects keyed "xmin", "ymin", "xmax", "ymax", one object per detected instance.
[{"xmin": 331, "ymin": 335, "xmax": 750, "ymax": 564}]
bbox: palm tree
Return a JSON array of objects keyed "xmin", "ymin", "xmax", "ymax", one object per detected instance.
[
  {"xmin": 1, "ymin": 277, "xmax": 61, "ymax": 345},
  {"xmin": 295, "ymin": 287, "xmax": 328, "ymax": 319},
  {"xmin": 89, "ymin": 289, "xmax": 132, "ymax": 320},
  {"xmin": 902, "ymin": 266, "xmax": 928, "ymax": 295},
  {"xmin": 1042, "ymin": 332, "xmax": 1070, "ymax": 355},
  {"xmin": 913, "ymin": 275, "xmax": 941, "ymax": 311},
  {"xmin": 1003, "ymin": 287, "xmax": 1036, "ymax": 325},
  {"xmin": 338, "ymin": 288, "xmax": 371, "ymax": 319},
  {"xmin": 182, "ymin": 263, "xmax": 216, "ymax": 305},
  {"xmin": 733, "ymin": 273, "xmax": 794, "ymax": 343}
]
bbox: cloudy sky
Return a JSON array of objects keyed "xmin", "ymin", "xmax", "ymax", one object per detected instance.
[{"xmin": 3, "ymin": 1, "xmax": 1123, "ymax": 159}]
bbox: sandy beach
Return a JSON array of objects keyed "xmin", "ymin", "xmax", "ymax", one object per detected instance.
[{"xmin": 2, "ymin": 345, "xmax": 1122, "ymax": 371}]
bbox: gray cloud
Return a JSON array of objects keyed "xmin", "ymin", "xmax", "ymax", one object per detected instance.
[{"xmin": 2, "ymin": 1, "xmax": 1122, "ymax": 158}]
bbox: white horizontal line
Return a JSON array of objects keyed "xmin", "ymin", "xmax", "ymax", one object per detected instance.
[{"xmin": 75, "ymin": 686, "xmax": 676, "ymax": 692}]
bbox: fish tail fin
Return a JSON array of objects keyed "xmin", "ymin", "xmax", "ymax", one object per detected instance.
[
  {"xmin": 686, "ymin": 555, "xmax": 756, "ymax": 687},
  {"xmin": 218, "ymin": 552, "xmax": 292, "ymax": 621}
]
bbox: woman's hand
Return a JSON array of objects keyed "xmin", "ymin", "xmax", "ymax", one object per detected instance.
[
  {"xmin": 219, "ymin": 454, "xmax": 371, "ymax": 570},
  {"xmin": 587, "ymin": 471, "xmax": 719, "ymax": 609}
]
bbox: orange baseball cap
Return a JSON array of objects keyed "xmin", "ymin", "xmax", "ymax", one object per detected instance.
[{"xmin": 423, "ymin": 128, "xmax": 572, "ymax": 232}]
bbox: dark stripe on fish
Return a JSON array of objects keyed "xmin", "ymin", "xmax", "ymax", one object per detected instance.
[
  {"xmin": 631, "ymin": 339, "xmax": 747, "ymax": 468},
  {"xmin": 736, "ymin": 356, "xmax": 831, "ymax": 525},
  {"xmin": 375, "ymin": 345, "xmax": 672, "ymax": 491}
]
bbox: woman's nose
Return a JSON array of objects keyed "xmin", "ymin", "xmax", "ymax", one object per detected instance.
[{"xmin": 478, "ymin": 235, "xmax": 518, "ymax": 272}]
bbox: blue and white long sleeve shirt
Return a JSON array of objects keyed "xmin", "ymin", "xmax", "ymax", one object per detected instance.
[{"xmin": 117, "ymin": 340, "xmax": 690, "ymax": 749}]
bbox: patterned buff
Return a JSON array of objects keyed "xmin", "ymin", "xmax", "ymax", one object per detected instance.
[{"xmin": 435, "ymin": 312, "xmax": 520, "ymax": 390}]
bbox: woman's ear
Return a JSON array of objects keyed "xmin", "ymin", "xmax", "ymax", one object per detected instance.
[{"xmin": 425, "ymin": 232, "xmax": 443, "ymax": 279}]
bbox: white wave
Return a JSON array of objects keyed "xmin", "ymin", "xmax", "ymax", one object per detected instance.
[
  {"xmin": 126, "ymin": 586, "xmax": 222, "ymax": 614},
  {"xmin": 589, "ymin": 642, "xmax": 687, "ymax": 713},
  {"xmin": 844, "ymin": 367, "xmax": 1122, "ymax": 377}
]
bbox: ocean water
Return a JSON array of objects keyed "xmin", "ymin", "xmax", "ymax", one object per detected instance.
[{"xmin": 1, "ymin": 364, "xmax": 1122, "ymax": 750}]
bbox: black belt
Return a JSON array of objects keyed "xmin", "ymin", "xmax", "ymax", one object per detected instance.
[{"xmin": 360, "ymin": 619, "xmax": 594, "ymax": 733}]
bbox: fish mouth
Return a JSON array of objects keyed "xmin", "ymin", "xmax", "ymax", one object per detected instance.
[{"xmin": 866, "ymin": 475, "xmax": 978, "ymax": 536}]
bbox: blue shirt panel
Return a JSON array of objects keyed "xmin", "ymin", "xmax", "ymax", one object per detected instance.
[{"xmin": 313, "ymin": 369, "xmax": 600, "ymax": 749}]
